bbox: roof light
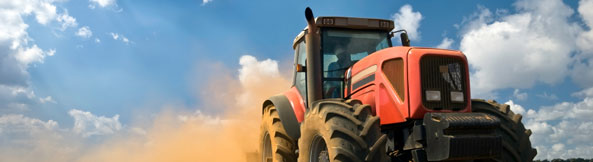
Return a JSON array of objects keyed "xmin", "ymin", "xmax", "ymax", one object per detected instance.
[
  {"xmin": 322, "ymin": 18, "xmax": 334, "ymax": 25},
  {"xmin": 380, "ymin": 21, "xmax": 391, "ymax": 28}
]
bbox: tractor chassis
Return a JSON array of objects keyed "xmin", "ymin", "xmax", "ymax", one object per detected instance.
[{"xmin": 385, "ymin": 112, "xmax": 502, "ymax": 161}]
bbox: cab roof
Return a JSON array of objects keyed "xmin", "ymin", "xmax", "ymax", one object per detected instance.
[{"xmin": 292, "ymin": 16, "xmax": 395, "ymax": 49}]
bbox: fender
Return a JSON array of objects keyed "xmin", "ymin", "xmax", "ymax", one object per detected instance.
[{"xmin": 262, "ymin": 94, "xmax": 301, "ymax": 139}]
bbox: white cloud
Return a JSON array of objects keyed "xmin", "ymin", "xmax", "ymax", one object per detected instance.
[
  {"xmin": 76, "ymin": 26, "xmax": 92, "ymax": 38},
  {"xmin": 178, "ymin": 110, "xmax": 226, "ymax": 126},
  {"xmin": 0, "ymin": 0, "xmax": 76, "ymax": 113},
  {"xmin": 56, "ymin": 13, "xmax": 77, "ymax": 31},
  {"xmin": 238, "ymin": 55, "xmax": 280, "ymax": 86},
  {"xmin": 0, "ymin": 114, "xmax": 75, "ymax": 162},
  {"xmin": 507, "ymin": 87, "xmax": 593, "ymax": 159},
  {"xmin": 513, "ymin": 89, "xmax": 528, "ymax": 101},
  {"xmin": 0, "ymin": 110, "xmax": 128, "ymax": 161},
  {"xmin": 460, "ymin": 0, "xmax": 583, "ymax": 97},
  {"xmin": 505, "ymin": 100, "xmax": 526, "ymax": 115},
  {"xmin": 392, "ymin": 4, "xmax": 423, "ymax": 41},
  {"xmin": 537, "ymin": 92, "xmax": 558, "ymax": 100},
  {"xmin": 0, "ymin": 114, "xmax": 59, "ymax": 132},
  {"xmin": 95, "ymin": 38, "xmax": 101, "ymax": 43},
  {"xmin": 39, "ymin": 96, "xmax": 56, "ymax": 104},
  {"xmin": 47, "ymin": 48, "xmax": 55, "ymax": 56},
  {"xmin": 436, "ymin": 37, "xmax": 454, "ymax": 49},
  {"xmin": 109, "ymin": 32, "xmax": 130, "ymax": 44},
  {"xmin": 69, "ymin": 109, "xmax": 122, "ymax": 137},
  {"xmin": 202, "ymin": 0, "xmax": 213, "ymax": 6},
  {"xmin": 0, "ymin": 86, "xmax": 38, "ymax": 112},
  {"xmin": 34, "ymin": 2, "xmax": 58, "ymax": 25},
  {"xmin": 89, "ymin": 0, "xmax": 117, "ymax": 8},
  {"xmin": 572, "ymin": 0, "xmax": 593, "ymax": 88},
  {"xmin": 110, "ymin": 32, "xmax": 119, "ymax": 40}
]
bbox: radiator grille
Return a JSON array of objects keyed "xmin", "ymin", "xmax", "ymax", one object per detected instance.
[{"xmin": 420, "ymin": 55, "xmax": 467, "ymax": 110}]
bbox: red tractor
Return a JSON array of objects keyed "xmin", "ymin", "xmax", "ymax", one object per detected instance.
[{"xmin": 260, "ymin": 8, "xmax": 536, "ymax": 162}]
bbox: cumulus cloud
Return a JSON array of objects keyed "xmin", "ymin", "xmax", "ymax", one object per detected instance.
[
  {"xmin": 0, "ymin": 114, "xmax": 59, "ymax": 132},
  {"xmin": 0, "ymin": 114, "xmax": 82, "ymax": 162},
  {"xmin": 89, "ymin": 0, "xmax": 117, "ymax": 8},
  {"xmin": 201, "ymin": 0, "xmax": 213, "ymax": 6},
  {"xmin": 0, "ymin": 0, "xmax": 79, "ymax": 112},
  {"xmin": 460, "ymin": 0, "xmax": 584, "ymax": 97},
  {"xmin": 392, "ymin": 4, "xmax": 423, "ymax": 41},
  {"xmin": 436, "ymin": 37, "xmax": 454, "ymax": 49},
  {"xmin": 513, "ymin": 89, "xmax": 528, "ymax": 101},
  {"xmin": 69, "ymin": 109, "xmax": 122, "ymax": 137},
  {"xmin": 506, "ymin": 87, "xmax": 593, "ymax": 159},
  {"xmin": 0, "ymin": 110, "xmax": 123, "ymax": 161},
  {"xmin": 110, "ymin": 32, "xmax": 130, "ymax": 44},
  {"xmin": 505, "ymin": 100, "xmax": 526, "ymax": 115},
  {"xmin": 76, "ymin": 26, "xmax": 92, "ymax": 38},
  {"xmin": 56, "ymin": 13, "xmax": 77, "ymax": 31},
  {"xmin": 110, "ymin": 32, "xmax": 119, "ymax": 39},
  {"xmin": 572, "ymin": 0, "xmax": 593, "ymax": 88},
  {"xmin": 39, "ymin": 96, "xmax": 56, "ymax": 104},
  {"xmin": 537, "ymin": 92, "xmax": 558, "ymax": 100}
]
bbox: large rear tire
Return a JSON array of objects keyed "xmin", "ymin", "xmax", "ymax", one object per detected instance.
[
  {"xmin": 471, "ymin": 99, "xmax": 537, "ymax": 162},
  {"xmin": 260, "ymin": 105, "xmax": 298, "ymax": 162},
  {"xmin": 298, "ymin": 99, "xmax": 388, "ymax": 162}
]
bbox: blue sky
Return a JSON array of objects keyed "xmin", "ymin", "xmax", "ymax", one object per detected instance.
[{"xmin": 1, "ymin": 0, "xmax": 593, "ymax": 160}]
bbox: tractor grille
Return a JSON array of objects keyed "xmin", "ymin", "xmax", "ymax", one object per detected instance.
[{"xmin": 420, "ymin": 55, "xmax": 467, "ymax": 110}]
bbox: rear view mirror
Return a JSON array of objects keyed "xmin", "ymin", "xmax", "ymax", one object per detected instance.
[
  {"xmin": 390, "ymin": 29, "xmax": 410, "ymax": 46},
  {"xmin": 400, "ymin": 33, "xmax": 410, "ymax": 46}
]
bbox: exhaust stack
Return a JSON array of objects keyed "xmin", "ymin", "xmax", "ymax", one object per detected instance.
[{"xmin": 304, "ymin": 7, "xmax": 322, "ymax": 108}]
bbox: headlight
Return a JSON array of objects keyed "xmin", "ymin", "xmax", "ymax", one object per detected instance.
[
  {"xmin": 451, "ymin": 91, "xmax": 464, "ymax": 103},
  {"xmin": 426, "ymin": 90, "xmax": 441, "ymax": 102}
]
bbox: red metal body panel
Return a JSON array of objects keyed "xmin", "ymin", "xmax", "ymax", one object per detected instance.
[
  {"xmin": 348, "ymin": 47, "xmax": 472, "ymax": 125},
  {"xmin": 285, "ymin": 46, "xmax": 472, "ymax": 125},
  {"xmin": 284, "ymin": 87, "xmax": 307, "ymax": 122},
  {"xmin": 349, "ymin": 47, "xmax": 411, "ymax": 125},
  {"xmin": 407, "ymin": 48, "xmax": 471, "ymax": 119}
]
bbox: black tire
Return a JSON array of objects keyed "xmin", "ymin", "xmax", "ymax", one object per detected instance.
[
  {"xmin": 471, "ymin": 99, "xmax": 537, "ymax": 162},
  {"xmin": 298, "ymin": 99, "xmax": 388, "ymax": 162},
  {"xmin": 260, "ymin": 105, "xmax": 298, "ymax": 162}
]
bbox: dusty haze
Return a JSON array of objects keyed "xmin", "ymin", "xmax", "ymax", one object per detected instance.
[
  {"xmin": 78, "ymin": 55, "xmax": 292, "ymax": 162},
  {"xmin": 0, "ymin": 55, "xmax": 292, "ymax": 162}
]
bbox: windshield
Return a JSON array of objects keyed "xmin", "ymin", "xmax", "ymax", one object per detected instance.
[{"xmin": 321, "ymin": 28, "xmax": 390, "ymax": 98}]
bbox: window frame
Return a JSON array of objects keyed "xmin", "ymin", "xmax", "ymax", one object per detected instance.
[{"xmin": 319, "ymin": 28, "xmax": 392, "ymax": 99}]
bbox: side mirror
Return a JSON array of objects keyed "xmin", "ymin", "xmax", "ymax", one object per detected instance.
[
  {"xmin": 400, "ymin": 33, "xmax": 410, "ymax": 46},
  {"xmin": 390, "ymin": 29, "xmax": 410, "ymax": 46},
  {"xmin": 296, "ymin": 64, "xmax": 307, "ymax": 72}
]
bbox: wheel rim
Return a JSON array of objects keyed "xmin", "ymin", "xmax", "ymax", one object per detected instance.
[
  {"xmin": 262, "ymin": 132, "xmax": 273, "ymax": 162},
  {"xmin": 310, "ymin": 135, "xmax": 329, "ymax": 162}
]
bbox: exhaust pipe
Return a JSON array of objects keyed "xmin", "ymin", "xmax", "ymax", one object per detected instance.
[
  {"xmin": 304, "ymin": 7, "xmax": 323, "ymax": 108},
  {"xmin": 305, "ymin": 7, "xmax": 317, "ymax": 33}
]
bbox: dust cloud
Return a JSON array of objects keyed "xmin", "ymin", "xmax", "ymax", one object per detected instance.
[
  {"xmin": 76, "ymin": 55, "xmax": 292, "ymax": 162},
  {"xmin": 0, "ymin": 55, "xmax": 291, "ymax": 162}
]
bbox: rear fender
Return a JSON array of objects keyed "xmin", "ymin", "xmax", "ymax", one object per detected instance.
[{"xmin": 262, "ymin": 94, "xmax": 301, "ymax": 139}]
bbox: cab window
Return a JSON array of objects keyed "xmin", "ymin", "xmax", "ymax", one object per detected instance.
[{"xmin": 321, "ymin": 28, "xmax": 390, "ymax": 98}]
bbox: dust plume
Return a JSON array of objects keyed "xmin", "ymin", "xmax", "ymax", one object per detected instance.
[{"xmin": 76, "ymin": 55, "xmax": 292, "ymax": 162}]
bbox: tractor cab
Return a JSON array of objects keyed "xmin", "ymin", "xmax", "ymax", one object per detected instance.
[{"xmin": 292, "ymin": 16, "xmax": 399, "ymax": 103}]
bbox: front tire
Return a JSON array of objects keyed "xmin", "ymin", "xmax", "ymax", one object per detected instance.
[
  {"xmin": 298, "ymin": 99, "xmax": 388, "ymax": 162},
  {"xmin": 260, "ymin": 105, "xmax": 298, "ymax": 162},
  {"xmin": 471, "ymin": 99, "xmax": 537, "ymax": 162}
]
